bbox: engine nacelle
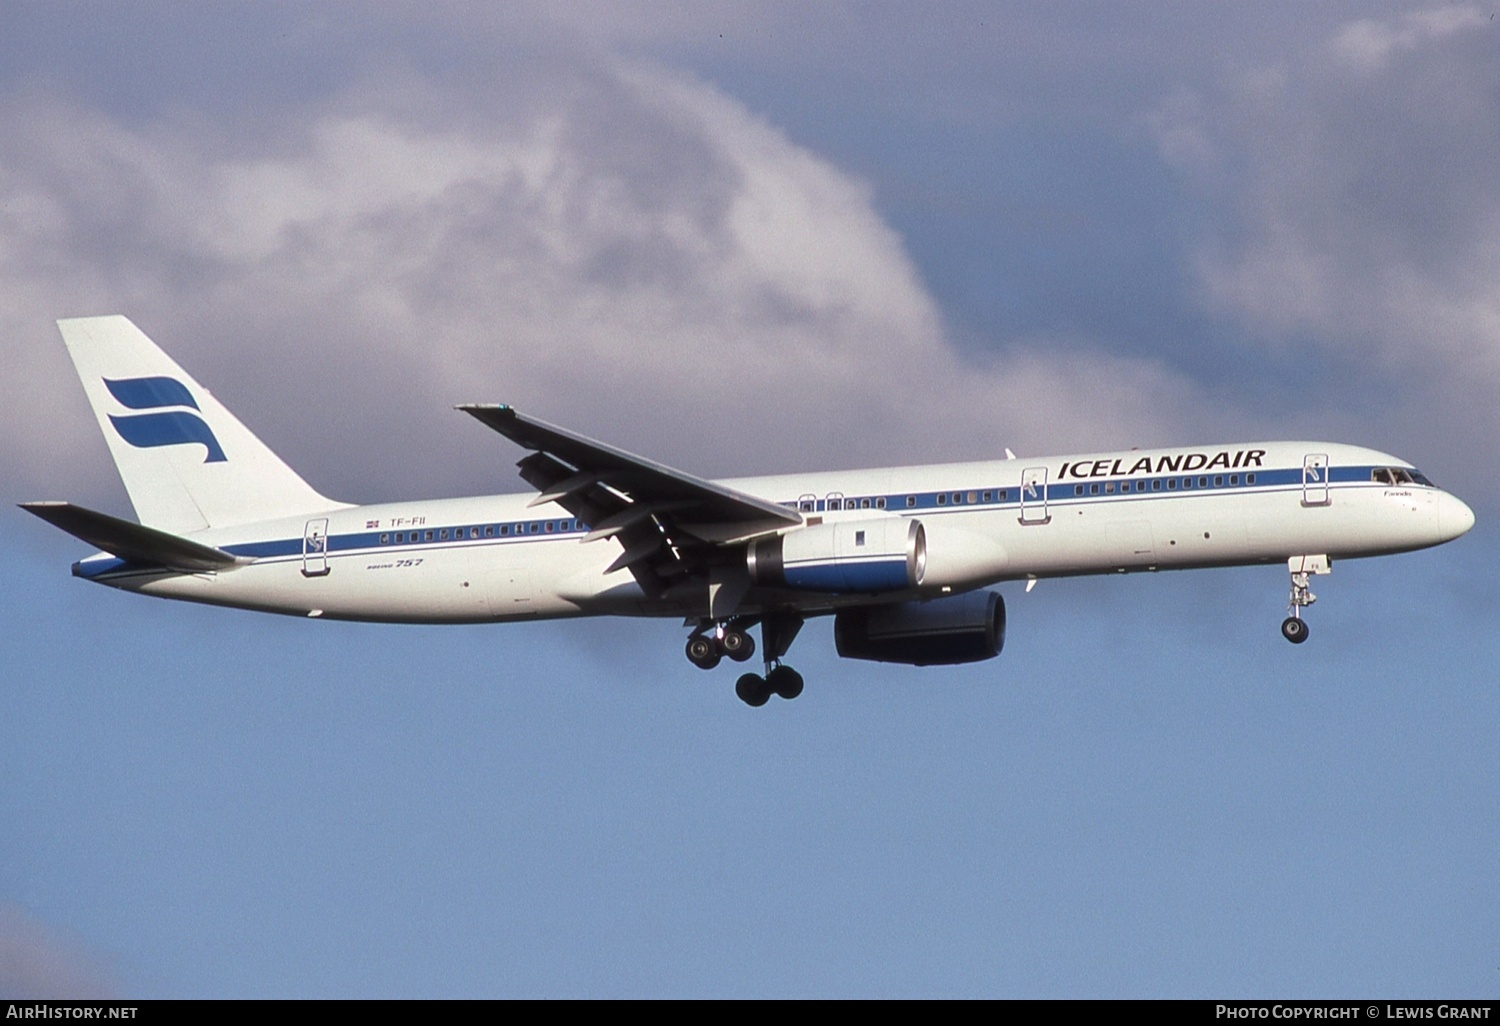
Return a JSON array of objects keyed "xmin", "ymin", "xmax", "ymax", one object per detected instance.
[
  {"xmin": 834, "ymin": 590, "xmax": 1005, "ymax": 666},
  {"xmin": 747, "ymin": 517, "xmax": 925, "ymax": 594},
  {"xmin": 917, "ymin": 518, "xmax": 1010, "ymax": 591}
]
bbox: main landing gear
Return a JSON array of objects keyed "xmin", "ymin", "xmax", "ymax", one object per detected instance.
[
  {"xmin": 685, "ymin": 626, "xmax": 755, "ymax": 670},
  {"xmin": 1280, "ymin": 555, "xmax": 1330, "ymax": 645},
  {"xmin": 686, "ymin": 612, "xmax": 804, "ymax": 707}
]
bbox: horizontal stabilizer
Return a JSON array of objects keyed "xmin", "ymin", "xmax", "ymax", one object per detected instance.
[{"xmin": 19, "ymin": 501, "xmax": 248, "ymax": 573}]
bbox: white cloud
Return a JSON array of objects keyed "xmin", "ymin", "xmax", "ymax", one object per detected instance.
[
  {"xmin": 1331, "ymin": 6, "xmax": 1491, "ymax": 72},
  {"xmin": 1, "ymin": 58, "xmax": 1211, "ymax": 514}
]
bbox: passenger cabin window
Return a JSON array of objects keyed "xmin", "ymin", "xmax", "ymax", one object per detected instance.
[{"xmin": 906, "ymin": 496, "xmax": 916, "ymax": 508}]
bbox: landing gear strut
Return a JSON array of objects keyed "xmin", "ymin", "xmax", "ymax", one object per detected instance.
[
  {"xmin": 685, "ymin": 612, "xmax": 804, "ymax": 706},
  {"xmin": 1281, "ymin": 555, "xmax": 1329, "ymax": 645}
]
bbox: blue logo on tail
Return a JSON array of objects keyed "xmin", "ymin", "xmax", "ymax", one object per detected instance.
[{"xmin": 104, "ymin": 376, "xmax": 227, "ymax": 463}]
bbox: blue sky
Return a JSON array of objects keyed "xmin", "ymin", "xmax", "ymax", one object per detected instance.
[{"xmin": 3, "ymin": 2, "xmax": 1498, "ymax": 998}]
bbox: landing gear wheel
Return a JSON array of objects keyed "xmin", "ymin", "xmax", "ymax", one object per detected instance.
[
  {"xmin": 686, "ymin": 636, "xmax": 722, "ymax": 670},
  {"xmin": 766, "ymin": 665, "xmax": 804, "ymax": 700},
  {"xmin": 736, "ymin": 673, "xmax": 771, "ymax": 707},
  {"xmin": 722, "ymin": 629, "xmax": 755, "ymax": 663},
  {"xmin": 1281, "ymin": 617, "xmax": 1309, "ymax": 644}
]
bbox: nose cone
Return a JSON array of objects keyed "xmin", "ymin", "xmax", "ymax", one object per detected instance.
[{"xmin": 1437, "ymin": 491, "xmax": 1476, "ymax": 542}]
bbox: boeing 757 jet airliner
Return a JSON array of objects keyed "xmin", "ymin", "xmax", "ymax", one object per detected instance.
[{"xmin": 23, "ymin": 317, "xmax": 1475, "ymax": 705}]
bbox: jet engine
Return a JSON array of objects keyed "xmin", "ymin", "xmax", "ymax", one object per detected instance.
[
  {"xmin": 747, "ymin": 518, "xmax": 925, "ymax": 594},
  {"xmin": 834, "ymin": 590, "xmax": 1005, "ymax": 665}
]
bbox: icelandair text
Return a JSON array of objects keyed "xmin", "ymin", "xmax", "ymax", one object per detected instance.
[{"xmin": 1059, "ymin": 449, "xmax": 1267, "ymax": 480}]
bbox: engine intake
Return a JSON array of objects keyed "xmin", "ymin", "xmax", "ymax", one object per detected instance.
[
  {"xmin": 834, "ymin": 591, "xmax": 1005, "ymax": 665},
  {"xmin": 747, "ymin": 518, "xmax": 925, "ymax": 594}
]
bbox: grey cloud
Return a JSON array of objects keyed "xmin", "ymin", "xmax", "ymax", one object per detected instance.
[
  {"xmin": 1151, "ymin": 2, "xmax": 1500, "ymax": 503},
  {"xmin": 2, "ymin": 56, "xmax": 1220, "ymax": 515}
]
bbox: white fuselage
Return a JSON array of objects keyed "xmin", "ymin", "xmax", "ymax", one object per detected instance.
[{"xmin": 75, "ymin": 440, "xmax": 1474, "ymax": 624}]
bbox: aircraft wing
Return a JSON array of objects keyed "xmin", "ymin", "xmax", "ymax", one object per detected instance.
[{"xmin": 458, "ymin": 404, "xmax": 802, "ymax": 595}]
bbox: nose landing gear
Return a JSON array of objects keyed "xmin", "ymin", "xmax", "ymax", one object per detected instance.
[{"xmin": 1281, "ymin": 555, "xmax": 1329, "ymax": 644}]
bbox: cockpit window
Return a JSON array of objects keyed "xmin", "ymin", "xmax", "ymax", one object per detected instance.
[{"xmin": 1372, "ymin": 467, "xmax": 1434, "ymax": 487}]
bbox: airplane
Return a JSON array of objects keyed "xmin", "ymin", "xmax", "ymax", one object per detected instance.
[{"xmin": 22, "ymin": 316, "xmax": 1476, "ymax": 706}]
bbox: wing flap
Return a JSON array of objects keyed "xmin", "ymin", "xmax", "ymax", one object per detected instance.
[
  {"xmin": 20, "ymin": 501, "xmax": 248, "ymax": 573},
  {"xmin": 459, "ymin": 404, "xmax": 802, "ymax": 598}
]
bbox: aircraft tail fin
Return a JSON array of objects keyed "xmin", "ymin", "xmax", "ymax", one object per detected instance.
[{"xmin": 56, "ymin": 316, "xmax": 346, "ymax": 532}]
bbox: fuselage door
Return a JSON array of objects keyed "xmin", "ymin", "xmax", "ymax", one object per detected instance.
[
  {"xmin": 1020, "ymin": 467, "xmax": 1051, "ymax": 525},
  {"xmin": 1302, "ymin": 454, "xmax": 1331, "ymax": 507},
  {"xmin": 302, "ymin": 518, "xmax": 331, "ymax": 577}
]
